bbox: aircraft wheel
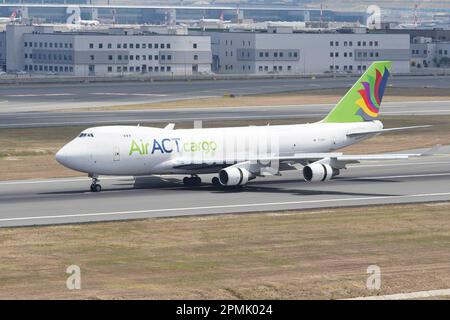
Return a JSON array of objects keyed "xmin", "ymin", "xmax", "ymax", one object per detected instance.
[
  {"xmin": 193, "ymin": 176, "xmax": 201, "ymax": 186},
  {"xmin": 211, "ymin": 177, "xmax": 221, "ymax": 186},
  {"xmin": 183, "ymin": 176, "xmax": 201, "ymax": 186},
  {"xmin": 90, "ymin": 184, "xmax": 102, "ymax": 192}
]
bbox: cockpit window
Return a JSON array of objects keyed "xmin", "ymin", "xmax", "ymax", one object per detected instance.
[{"xmin": 78, "ymin": 133, "xmax": 94, "ymax": 138}]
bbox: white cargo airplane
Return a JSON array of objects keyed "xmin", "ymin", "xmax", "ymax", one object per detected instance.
[{"xmin": 56, "ymin": 61, "xmax": 432, "ymax": 192}]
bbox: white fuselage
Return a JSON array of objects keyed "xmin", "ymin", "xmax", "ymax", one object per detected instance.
[{"xmin": 56, "ymin": 121, "xmax": 383, "ymax": 176}]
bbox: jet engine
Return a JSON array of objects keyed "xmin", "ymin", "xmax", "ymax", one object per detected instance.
[
  {"xmin": 303, "ymin": 163, "xmax": 339, "ymax": 182},
  {"xmin": 219, "ymin": 167, "xmax": 253, "ymax": 186}
]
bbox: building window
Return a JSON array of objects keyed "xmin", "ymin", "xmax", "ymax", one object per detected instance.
[
  {"xmin": 357, "ymin": 41, "xmax": 361, "ymax": 46},
  {"xmin": 330, "ymin": 41, "xmax": 333, "ymax": 46},
  {"xmin": 167, "ymin": 43, "xmax": 171, "ymax": 49},
  {"xmin": 349, "ymin": 52, "xmax": 353, "ymax": 57},
  {"xmin": 136, "ymin": 44, "xmax": 140, "ymax": 49},
  {"xmin": 90, "ymin": 55, "xmax": 95, "ymax": 60},
  {"xmin": 89, "ymin": 43, "xmax": 94, "ymax": 49},
  {"xmin": 108, "ymin": 55, "xmax": 113, "ymax": 60},
  {"xmin": 259, "ymin": 66, "xmax": 263, "ymax": 71},
  {"xmin": 274, "ymin": 52, "xmax": 278, "ymax": 58},
  {"xmin": 369, "ymin": 41, "xmax": 373, "ymax": 46},
  {"xmin": 108, "ymin": 43, "xmax": 112, "ymax": 49},
  {"xmin": 374, "ymin": 41, "xmax": 378, "ymax": 46},
  {"xmin": 288, "ymin": 65, "xmax": 292, "ymax": 71},
  {"xmin": 107, "ymin": 66, "xmax": 112, "ymax": 72},
  {"xmin": 155, "ymin": 44, "xmax": 158, "ymax": 49},
  {"xmin": 148, "ymin": 43, "xmax": 152, "ymax": 48},
  {"xmin": 142, "ymin": 44, "xmax": 147, "ymax": 49},
  {"xmin": 264, "ymin": 66, "xmax": 268, "ymax": 71},
  {"xmin": 193, "ymin": 43, "xmax": 197, "ymax": 49},
  {"xmin": 117, "ymin": 66, "xmax": 122, "ymax": 72},
  {"xmin": 330, "ymin": 52, "xmax": 333, "ymax": 57},
  {"xmin": 98, "ymin": 43, "xmax": 103, "ymax": 49},
  {"xmin": 154, "ymin": 55, "xmax": 158, "ymax": 60},
  {"xmin": 194, "ymin": 55, "xmax": 198, "ymax": 60},
  {"xmin": 130, "ymin": 66, "xmax": 134, "ymax": 72},
  {"xmin": 148, "ymin": 55, "xmax": 152, "ymax": 60},
  {"xmin": 160, "ymin": 44, "xmax": 164, "ymax": 49},
  {"xmin": 335, "ymin": 41, "xmax": 339, "ymax": 46},
  {"xmin": 344, "ymin": 41, "xmax": 347, "ymax": 46},
  {"xmin": 130, "ymin": 44, "xmax": 134, "ymax": 49},
  {"xmin": 123, "ymin": 43, "xmax": 127, "ymax": 49},
  {"xmin": 161, "ymin": 55, "xmax": 165, "ymax": 60},
  {"xmin": 117, "ymin": 43, "xmax": 121, "ymax": 49}
]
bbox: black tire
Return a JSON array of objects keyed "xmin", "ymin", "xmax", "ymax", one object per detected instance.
[
  {"xmin": 194, "ymin": 176, "xmax": 201, "ymax": 186},
  {"xmin": 211, "ymin": 177, "xmax": 220, "ymax": 186},
  {"xmin": 94, "ymin": 184, "xmax": 102, "ymax": 192},
  {"xmin": 183, "ymin": 177, "xmax": 190, "ymax": 186}
]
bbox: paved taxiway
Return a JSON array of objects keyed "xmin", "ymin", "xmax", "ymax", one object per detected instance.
[
  {"xmin": 1, "ymin": 76, "xmax": 450, "ymax": 112},
  {"xmin": 1, "ymin": 100, "xmax": 450, "ymax": 128},
  {"xmin": 1, "ymin": 147, "xmax": 449, "ymax": 227}
]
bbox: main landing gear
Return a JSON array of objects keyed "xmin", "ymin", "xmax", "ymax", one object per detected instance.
[
  {"xmin": 89, "ymin": 175, "xmax": 102, "ymax": 192},
  {"xmin": 183, "ymin": 175, "xmax": 201, "ymax": 187}
]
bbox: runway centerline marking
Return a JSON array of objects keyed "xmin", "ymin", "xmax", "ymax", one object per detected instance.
[
  {"xmin": 1, "ymin": 191, "xmax": 450, "ymax": 223},
  {"xmin": 345, "ymin": 288, "xmax": 450, "ymax": 300},
  {"xmin": 4, "ymin": 93, "xmax": 75, "ymax": 97}
]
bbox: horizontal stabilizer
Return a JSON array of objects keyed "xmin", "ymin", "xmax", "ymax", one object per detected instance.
[{"xmin": 347, "ymin": 125, "xmax": 432, "ymax": 137}]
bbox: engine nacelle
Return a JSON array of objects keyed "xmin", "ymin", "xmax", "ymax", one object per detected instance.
[
  {"xmin": 303, "ymin": 163, "xmax": 338, "ymax": 182},
  {"xmin": 219, "ymin": 167, "xmax": 252, "ymax": 186}
]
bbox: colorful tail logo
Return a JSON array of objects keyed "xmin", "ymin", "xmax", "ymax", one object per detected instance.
[{"xmin": 356, "ymin": 67, "xmax": 390, "ymax": 121}]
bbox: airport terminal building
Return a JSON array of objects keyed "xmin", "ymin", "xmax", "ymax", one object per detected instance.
[
  {"xmin": 1, "ymin": 24, "xmax": 412, "ymax": 76},
  {"xmin": 198, "ymin": 27, "xmax": 411, "ymax": 74},
  {"xmin": 4, "ymin": 25, "xmax": 212, "ymax": 76}
]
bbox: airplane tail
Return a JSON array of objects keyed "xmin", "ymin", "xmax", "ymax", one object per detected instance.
[{"xmin": 322, "ymin": 61, "xmax": 392, "ymax": 123}]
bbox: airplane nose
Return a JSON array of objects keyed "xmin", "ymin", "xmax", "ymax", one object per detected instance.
[{"xmin": 55, "ymin": 145, "xmax": 69, "ymax": 165}]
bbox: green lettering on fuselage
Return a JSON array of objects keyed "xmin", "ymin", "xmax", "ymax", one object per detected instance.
[{"xmin": 129, "ymin": 140, "xmax": 143, "ymax": 155}]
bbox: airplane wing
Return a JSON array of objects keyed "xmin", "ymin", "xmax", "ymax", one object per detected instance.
[{"xmin": 163, "ymin": 145, "xmax": 440, "ymax": 173}]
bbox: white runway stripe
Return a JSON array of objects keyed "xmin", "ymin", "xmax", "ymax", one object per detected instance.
[
  {"xmin": 345, "ymin": 288, "xmax": 450, "ymax": 300},
  {"xmin": 1, "ymin": 191, "xmax": 450, "ymax": 223},
  {"xmin": 5, "ymin": 93, "xmax": 74, "ymax": 97}
]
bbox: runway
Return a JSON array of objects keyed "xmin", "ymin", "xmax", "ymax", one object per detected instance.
[
  {"xmin": 1, "ymin": 75, "xmax": 450, "ymax": 112},
  {"xmin": 1, "ymin": 147, "xmax": 449, "ymax": 227},
  {"xmin": 1, "ymin": 100, "xmax": 450, "ymax": 128}
]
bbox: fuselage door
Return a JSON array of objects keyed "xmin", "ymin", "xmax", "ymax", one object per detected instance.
[{"xmin": 113, "ymin": 146, "xmax": 120, "ymax": 161}]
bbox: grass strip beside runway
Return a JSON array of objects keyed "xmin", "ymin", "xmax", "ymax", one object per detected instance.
[{"xmin": 1, "ymin": 202, "xmax": 450, "ymax": 299}]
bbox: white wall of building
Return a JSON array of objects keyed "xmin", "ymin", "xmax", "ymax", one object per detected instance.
[{"xmin": 207, "ymin": 31, "xmax": 410, "ymax": 74}]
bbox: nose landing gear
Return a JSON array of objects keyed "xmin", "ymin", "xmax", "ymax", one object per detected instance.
[{"xmin": 89, "ymin": 175, "xmax": 102, "ymax": 192}]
